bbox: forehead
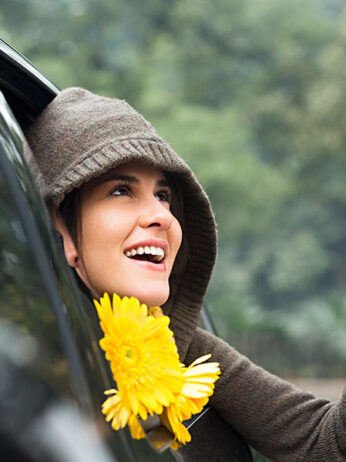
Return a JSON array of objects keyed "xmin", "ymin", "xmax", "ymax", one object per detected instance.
[{"xmin": 83, "ymin": 161, "xmax": 166, "ymax": 191}]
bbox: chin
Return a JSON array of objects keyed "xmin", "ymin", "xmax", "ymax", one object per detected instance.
[
  {"xmin": 137, "ymin": 292, "xmax": 169, "ymax": 307},
  {"xmin": 126, "ymin": 286, "xmax": 169, "ymax": 307},
  {"xmin": 95, "ymin": 282, "xmax": 169, "ymax": 307}
]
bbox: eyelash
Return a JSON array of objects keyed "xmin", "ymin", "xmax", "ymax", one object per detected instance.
[
  {"xmin": 109, "ymin": 183, "xmax": 172, "ymax": 203},
  {"xmin": 110, "ymin": 184, "xmax": 131, "ymax": 197},
  {"xmin": 155, "ymin": 189, "xmax": 172, "ymax": 203}
]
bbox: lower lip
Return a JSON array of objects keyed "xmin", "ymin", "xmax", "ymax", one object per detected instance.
[{"xmin": 127, "ymin": 258, "xmax": 167, "ymax": 272}]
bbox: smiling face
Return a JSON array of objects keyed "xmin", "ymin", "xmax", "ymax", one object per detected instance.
[{"xmin": 69, "ymin": 162, "xmax": 182, "ymax": 306}]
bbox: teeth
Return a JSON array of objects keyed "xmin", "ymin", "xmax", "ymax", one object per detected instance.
[{"xmin": 125, "ymin": 245, "xmax": 165, "ymax": 261}]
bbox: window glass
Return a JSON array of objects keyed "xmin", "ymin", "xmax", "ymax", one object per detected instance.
[{"xmin": 0, "ymin": 165, "xmax": 71, "ymax": 393}]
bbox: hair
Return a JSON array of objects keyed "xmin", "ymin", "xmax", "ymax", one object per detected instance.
[
  {"xmin": 57, "ymin": 168, "xmax": 189, "ymax": 302},
  {"xmin": 58, "ymin": 188, "xmax": 82, "ymax": 250}
]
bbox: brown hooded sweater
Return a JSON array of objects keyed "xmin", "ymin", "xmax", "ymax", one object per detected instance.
[{"xmin": 25, "ymin": 88, "xmax": 346, "ymax": 462}]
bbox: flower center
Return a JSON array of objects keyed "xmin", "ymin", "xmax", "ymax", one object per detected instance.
[{"xmin": 123, "ymin": 346, "xmax": 138, "ymax": 363}]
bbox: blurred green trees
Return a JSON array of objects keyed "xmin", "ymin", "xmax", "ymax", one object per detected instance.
[{"xmin": 1, "ymin": 0, "xmax": 346, "ymax": 377}]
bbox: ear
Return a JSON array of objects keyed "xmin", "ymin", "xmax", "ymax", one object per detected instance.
[
  {"xmin": 49, "ymin": 204, "xmax": 94, "ymax": 294},
  {"xmin": 49, "ymin": 204, "xmax": 79, "ymax": 268}
]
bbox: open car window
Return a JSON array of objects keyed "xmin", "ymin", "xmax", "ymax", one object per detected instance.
[{"xmin": 0, "ymin": 38, "xmax": 218, "ymax": 460}]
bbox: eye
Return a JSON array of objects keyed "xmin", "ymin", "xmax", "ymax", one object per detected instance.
[
  {"xmin": 155, "ymin": 189, "xmax": 171, "ymax": 203},
  {"xmin": 109, "ymin": 184, "xmax": 131, "ymax": 197}
]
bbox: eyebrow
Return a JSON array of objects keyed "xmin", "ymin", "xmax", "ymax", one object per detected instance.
[{"xmin": 101, "ymin": 174, "xmax": 170, "ymax": 188}]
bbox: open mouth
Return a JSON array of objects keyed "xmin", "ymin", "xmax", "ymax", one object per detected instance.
[{"xmin": 125, "ymin": 246, "xmax": 165, "ymax": 264}]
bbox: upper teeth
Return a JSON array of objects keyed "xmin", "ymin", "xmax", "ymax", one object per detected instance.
[{"xmin": 125, "ymin": 246, "xmax": 165, "ymax": 261}]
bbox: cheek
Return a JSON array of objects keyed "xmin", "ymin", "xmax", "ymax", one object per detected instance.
[
  {"xmin": 80, "ymin": 207, "xmax": 127, "ymax": 257},
  {"xmin": 170, "ymin": 218, "xmax": 183, "ymax": 260}
]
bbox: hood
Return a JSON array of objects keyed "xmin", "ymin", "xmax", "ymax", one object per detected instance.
[{"xmin": 25, "ymin": 87, "xmax": 217, "ymax": 360}]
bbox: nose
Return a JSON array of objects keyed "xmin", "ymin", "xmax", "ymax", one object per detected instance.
[{"xmin": 138, "ymin": 197, "xmax": 173, "ymax": 231}]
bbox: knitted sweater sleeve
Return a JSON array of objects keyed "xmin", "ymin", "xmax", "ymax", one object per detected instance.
[{"xmin": 184, "ymin": 327, "xmax": 346, "ymax": 462}]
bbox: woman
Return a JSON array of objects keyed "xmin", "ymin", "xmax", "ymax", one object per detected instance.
[{"xmin": 26, "ymin": 87, "xmax": 346, "ymax": 461}]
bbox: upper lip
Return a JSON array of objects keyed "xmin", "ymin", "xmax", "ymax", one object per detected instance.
[{"xmin": 124, "ymin": 239, "xmax": 168, "ymax": 255}]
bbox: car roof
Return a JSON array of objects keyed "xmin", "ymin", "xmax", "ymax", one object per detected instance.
[{"xmin": 0, "ymin": 39, "xmax": 59, "ymax": 130}]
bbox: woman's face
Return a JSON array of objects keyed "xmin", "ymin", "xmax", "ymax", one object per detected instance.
[{"xmin": 75, "ymin": 162, "xmax": 182, "ymax": 306}]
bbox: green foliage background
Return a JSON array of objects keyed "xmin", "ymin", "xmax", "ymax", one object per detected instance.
[{"xmin": 2, "ymin": 0, "xmax": 346, "ymax": 381}]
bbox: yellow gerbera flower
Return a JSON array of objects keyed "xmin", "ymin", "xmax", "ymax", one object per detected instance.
[
  {"xmin": 95, "ymin": 293, "xmax": 221, "ymax": 451},
  {"xmin": 94, "ymin": 293, "xmax": 184, "ymax": 421}
]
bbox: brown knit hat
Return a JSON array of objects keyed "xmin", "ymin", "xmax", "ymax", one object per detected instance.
[{"xmin": 26, "ymin": 87, "xmax": 217, "ymax": 360}]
